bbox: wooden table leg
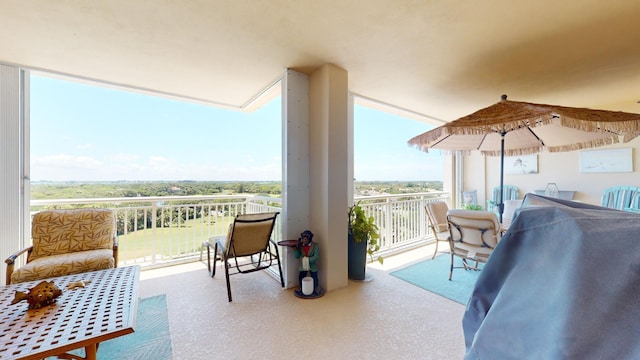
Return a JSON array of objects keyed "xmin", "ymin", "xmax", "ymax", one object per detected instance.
[
  {"xmin": 84, "ymin": 343, "xmax": 97, "ymax": 360},
  {"xmin": 54, "ymin": 343, "xmax": 97, "ymax": 360}
]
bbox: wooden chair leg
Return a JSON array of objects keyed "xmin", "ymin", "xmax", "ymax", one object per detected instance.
[{"xmin": 6, "ymin": 263, "xmax": 14, "ymax": 286}]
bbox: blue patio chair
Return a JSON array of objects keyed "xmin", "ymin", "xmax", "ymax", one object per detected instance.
[
  {"xmin": 486, "ymin": 185, "xmax": 519, "ymax": 214},
  {"xmin": 627, "ymin": 193, "xmax": 640, "ymax": 213},
  {"xmin": 623, "ymin": 188, "xmax": 640, "ymax": 213},
  {"xmin": 601, "ymin": 186, "xmax": 640, "ymax": 211}
]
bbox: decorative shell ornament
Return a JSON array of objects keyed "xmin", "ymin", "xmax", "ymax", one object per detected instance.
[{"xmin": 11, "ymin": 280, "xmax": 63, "ymax": 310}]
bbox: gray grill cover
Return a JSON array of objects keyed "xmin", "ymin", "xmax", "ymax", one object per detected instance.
[{"xmin": 463, "ymin": 193, "xmax": 640, "ymax": 359}]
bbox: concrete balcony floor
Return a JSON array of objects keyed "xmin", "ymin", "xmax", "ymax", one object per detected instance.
[{"xmin": 138, "ymin": 244, "xmax": 466, "ymax": 359}]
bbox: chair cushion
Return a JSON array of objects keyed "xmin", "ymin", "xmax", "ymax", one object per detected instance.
[
  {"xmin": 10, "ymin": 249, "xmax": 115, "ymax": 284},
  {"xmin": 30, "ymin": 209, "xmax": 115, "ymax": 261},
  {"xmin": 227, "ymin": 213, "xmax": 278, "ymax": 257},
  {"xmin": 452, "ymin": 242, "xmax": 494, "ymax": 261},
  {"xmin": 447, "ymin": 209, "xmax": 501, "ymax": 249},
  {"xmin": 426, "ymin": 202, "xmax": 449, "ymax": 233}
]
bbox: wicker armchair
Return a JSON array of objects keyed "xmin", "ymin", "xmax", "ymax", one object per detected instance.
[{"xmin": 5, "ymin": 208, "xmax": 118, "ymax": 285}]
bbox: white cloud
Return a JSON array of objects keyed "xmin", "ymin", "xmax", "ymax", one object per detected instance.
[
  {"xmin": 36, "ymin": 154, "xmax": 284, "ymax": 182},
  {"xmin": 31, "ymin": 154, "xmax": 105, "ymax": 181},
  {"xmin": 32, "ymin": 154, "xmax": 103, "ymax": 169}
]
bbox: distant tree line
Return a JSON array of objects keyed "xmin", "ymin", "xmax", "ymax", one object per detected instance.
[
  {"xmin": 31, "ymin": 180, "xmax": 442, "ymax": 200},
  {"xmin": 355, "ymin": 181, "xmax": 443, "ymax": 195},
  {"xmin": 30, "ymin": 181, "xmax": 283, "ymax": 200}
]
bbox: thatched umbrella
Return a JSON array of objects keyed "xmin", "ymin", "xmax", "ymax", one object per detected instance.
[{"xmin": 408, "ymin": 95, "xmax": 640, "ymax": 222}]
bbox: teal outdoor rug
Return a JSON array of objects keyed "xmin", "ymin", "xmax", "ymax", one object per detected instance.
[
  {"xmin": 99, "ymin": 294, "xmax": 173, "ymax": 360},
  {"xmin": 390, "ymin": 255, "xmax": 483, "ymax": 305},
  {"xmin": 49, "ymin": 294, "xmax": 173, "ymax": 360}
]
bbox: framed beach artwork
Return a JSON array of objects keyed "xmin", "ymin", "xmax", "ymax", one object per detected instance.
[
  {"xmin": 504, "ymin": 154, "xmax": 538, "ymax": 174},
  {"xmin": 580, "ymin": 148, "xmax": 633, "ymax": 173},
  {"xmin": 462, "ymin": 190, "xmax": 478, "ymax": 206}
]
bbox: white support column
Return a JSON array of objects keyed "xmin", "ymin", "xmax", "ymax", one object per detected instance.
[
  {"xmin": 281, "ymin": 65, "xmax": 350, "ymax": 292},
  {"xmin": 453, "ymin": 152, "xmax": 462, "ymax": 207},
  {"xmin": 308, "ymin": 64, "xmax": 349, "ymax": 292},
  {"xmin": 0, "ymin": 65, "xmax": 27, "ymax": 284},
  {"xmin": 281, "ymin": 69, "xmax": 310, "ymax": 289}
]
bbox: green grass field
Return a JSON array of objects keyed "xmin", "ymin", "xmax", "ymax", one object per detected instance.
[{"xmin": 117, "ymin": 216, "xmax": 234, "ymax": 260}]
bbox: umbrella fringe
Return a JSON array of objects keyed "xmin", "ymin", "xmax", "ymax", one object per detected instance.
[
  {"xmin": 560, "ymin": 116, "xmax": 640, "ymax": 134},
  {"xmin": 409, "ymin": 116, "xmax": 640, "ymax": 141},
  {"xmin": 411, "ymin": 117, "xmax": 555, "ymax": 139},
  {"xmin": 408, "ymin": 126, "xmax": 446, "ymax": 145},
  {"xmin": 624, "ymin": 132, "xmax": 640, "ymax": 142},
  {"xmin": 408, "ymin": 118, "xmax": 640, "ymax": 154},
  {"xmin": 485, "ymin": 148, "xmax": 540, "ymax": 157},
  {"xmin": 413, "ymin": 138, "xmax": 621, "ymax": 156},
  {"xmin": 407, "ymin": 145, "xmax": 468, "ymax": 156},
  {"xmin": 547, "ymin": 137, "xmax": 619, "ymax": 152},
  {"xmin": 448, "ymin": 116, "xmax": 640, "ymax": 135},
  {"xmin": 408, "ymin": 143, "xmax": 433, "ymax": 153},
  {"xmin": 407, "ymin": 98, "xmax": 640, "ymax": 156}
]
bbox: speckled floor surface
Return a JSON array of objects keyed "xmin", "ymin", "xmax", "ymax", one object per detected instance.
[{"xmin": 138, "ymin": 246, "xmax": 466, "ymax": 360}]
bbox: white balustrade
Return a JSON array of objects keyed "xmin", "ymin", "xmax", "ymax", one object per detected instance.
[{"xmin": 30, "ymin": 192, "xmax": 449, "ymax": 269}]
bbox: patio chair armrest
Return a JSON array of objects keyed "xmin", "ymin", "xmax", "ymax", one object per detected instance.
[
  {"xmin": 5, "ymin": 246, "xmax": 32, "ymax": 265},
  {"xmin": 215, "ymin": 238, "xmax": 227, "ymax": 257},
  {"xmin": 112, "ymin": 236, "xmax": 119, "ymax": 267},
  {"xmin": 435, "ymin": 222, "xmax": 448, "ymax": 228},
  {"xmin": 5, "ymin": 246, "xmax": 33, "ymax": 285},
  {"xmin": 429, "ymin": 222, "xmax": 450, "ymax": 234}
]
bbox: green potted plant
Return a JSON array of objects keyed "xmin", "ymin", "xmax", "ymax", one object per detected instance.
[
  {"xmin": 461, "ymin": 204, "xmax": 483, "ymax": 211},
  {"xmin": 348, "ymin": 202, "xmax": 383, "ymax": 280}
]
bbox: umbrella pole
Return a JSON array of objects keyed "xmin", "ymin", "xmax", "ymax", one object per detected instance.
[{"xmin": 499, "ymin": 132, "xmax": 505, "ymax": 224}]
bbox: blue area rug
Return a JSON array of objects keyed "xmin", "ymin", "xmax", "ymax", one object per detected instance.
[
  {"xmin": 390, "ymin": 255, "xmax": 482, "ymax": 305},
  {"xmin": 49, "ymin": 294, "xmax": 173, "ymax": 360},
  {"xmin": 99, "ymin": 294, "xmax": 173, "ymax": 360}
]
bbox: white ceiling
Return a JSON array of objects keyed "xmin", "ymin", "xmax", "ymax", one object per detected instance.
[{"xmin": 3, "ymin": 0, "xmax": 640, "ymax": 124}]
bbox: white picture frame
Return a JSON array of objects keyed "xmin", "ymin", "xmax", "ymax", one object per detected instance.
[
  {"xmin": 504, "ymin": 154, "xmax": 538, "ymax": 174},
  {"xmin": 580, "ymin": 148, "xmax": 633, "ymax": 173},
  {"xmin": 462, "ymin": 190, "xmax": 477, "ymax": 206}
]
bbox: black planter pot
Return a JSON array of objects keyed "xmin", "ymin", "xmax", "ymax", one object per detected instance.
[{"xmin": 348, "ymin": 233, "xmax": 367, "ymax": 280}]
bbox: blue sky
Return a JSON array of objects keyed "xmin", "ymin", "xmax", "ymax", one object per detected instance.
[{"xmin": 30, "ymin": 74, "xmax": 443, "ymax": 182}]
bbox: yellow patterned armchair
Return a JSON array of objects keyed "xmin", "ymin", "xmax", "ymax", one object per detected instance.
[{"xmin": 5, "ymin": 208, "xmax": 118, "ymax": 285}]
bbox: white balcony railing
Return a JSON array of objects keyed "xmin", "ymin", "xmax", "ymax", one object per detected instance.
[
  {"xmin": 353, "ymin": 192, "xmax": 450, "ymax": 258},
  {"xmin": 30, "ymin": 192, "xmax": 449, "ymax": 269}
]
